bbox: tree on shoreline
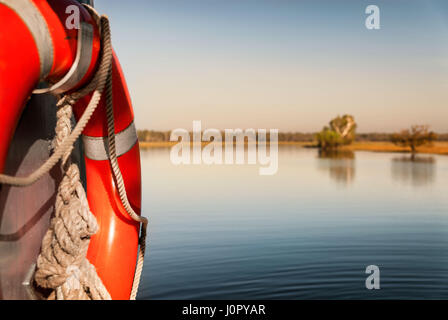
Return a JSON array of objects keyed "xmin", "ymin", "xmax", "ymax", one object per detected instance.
[
  {"xmin": 316, "ymin": 115, "xmax": 357, "ymax": 150},
  {"xmin": 390, "ymin": 125, "xmax": 437, "ymax": 155}
]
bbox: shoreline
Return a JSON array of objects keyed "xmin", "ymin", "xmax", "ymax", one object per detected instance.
[
  {"xmin": 138, "ymin": 141, "xmax": 313, "ymax": 148},
  {"xmin": 340, "ymin": 141, "xmax": 448, "ymax": 156},
  {"xmin": 138, "ymin": 141, "xmax": 448, "ymax": 156}
]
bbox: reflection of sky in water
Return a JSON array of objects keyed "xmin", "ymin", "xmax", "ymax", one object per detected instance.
[{"xmin": 138, "ymin": 147, "xmax": 448, "ymax": 299}]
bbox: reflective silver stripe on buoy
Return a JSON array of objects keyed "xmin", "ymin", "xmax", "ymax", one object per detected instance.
[
  {"xmin": 33, "ymin": 22, "xmax": 94, "ymax": 95},
  {"xmin": 0, "ymin": 0, "xmax": 53, "ymax": 79},
  {"xmin": 82, "ymin": 122, "xmax": 138, "ymax": 161}
]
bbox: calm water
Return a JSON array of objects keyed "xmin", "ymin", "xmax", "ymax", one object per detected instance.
[{"xmin": 137, "ymin": 146, "xmax": 448, "ymax": 299}]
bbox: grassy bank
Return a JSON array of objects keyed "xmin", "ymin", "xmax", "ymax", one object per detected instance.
[
  {"xmin": 341, "ymin": 141, "xmax": 448, "ymax": 155},
  {"xmin": 139, "ymin": 140, "xmax": 448, "ymax": 155},
  {"xmin": 139, "ymin": 141, "xmax": 178, "ymax": 148}
]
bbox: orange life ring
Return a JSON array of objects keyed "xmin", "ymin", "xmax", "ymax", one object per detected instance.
[{"xmin": 0, "ymin": 0, "xmax": 142, "ymax": 300}]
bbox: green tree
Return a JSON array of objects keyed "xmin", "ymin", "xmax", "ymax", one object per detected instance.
[{"xmin": 316, "ymin": 115, "xmax": 357, "ymax": 149}]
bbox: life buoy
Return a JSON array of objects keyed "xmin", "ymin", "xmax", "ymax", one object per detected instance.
[{"xmin": 0, "ymin": 0, "xmax": 142, "ymax": 300}]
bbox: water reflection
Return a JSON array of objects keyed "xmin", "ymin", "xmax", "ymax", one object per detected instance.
[
  {"xmin": 317, "ymin": 150, "xmax": 356, "ymax": 185},
  {"xmin": 391, "ymin": 155, "xmax": 436, "ymax": 186},
  {"xmin": 140, "ymin": 147, "xmax": 448, "ymax": 299}
]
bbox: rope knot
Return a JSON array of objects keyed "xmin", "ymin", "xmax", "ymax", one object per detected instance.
[
  {"xmin": 65, "ymin": 265, "xmax": 82, "ymax": 290},
  {"xmin": 56, "ymin": 95, "xmax": 77, "ymax": 108},
  {"xmin": 57, "ymin": 165, "xmax": 80, "ymax": 203}
]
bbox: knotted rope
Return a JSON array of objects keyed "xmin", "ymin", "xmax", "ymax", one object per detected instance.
[
  {"xmin": 0, "ymin": 6, "xmax": 148, "ymax": 300},
  {"xmin": 34, "ymin": 103, "xmax": 111, "ymax": 300}
]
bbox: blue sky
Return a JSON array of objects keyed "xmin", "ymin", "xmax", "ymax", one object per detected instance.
[{"xmin": 95, "ymin": 0, "xmax": 448, "ymax": 132}]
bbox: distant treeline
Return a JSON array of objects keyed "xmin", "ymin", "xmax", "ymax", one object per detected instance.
[
  {"xmin": 137, "ymin": 130, "xmax": 171, "ymax": 142},
  {"xmin": 357, "ymin": 133, "xmax": 448, "ymax": 142},
  {"xmin": 137, "ymin": 130, "xmax": 315, "ymax": 142},
  {"xmin": 137, "ymin": 130, "xmax": 448, "ymax": 142}
]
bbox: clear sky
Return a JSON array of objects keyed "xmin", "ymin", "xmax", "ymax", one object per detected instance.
[{"xmin": 95, "ymin": 0, "xmax": 448, "ymax": 133}]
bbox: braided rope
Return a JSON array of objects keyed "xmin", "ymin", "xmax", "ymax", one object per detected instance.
[
  {"xmin": 104, "ymin": 66, "xmax": 148, "ymax": 300},
  {"xmin": 34, "ymin": 103, "xmax": 111, "ymax": 300}
]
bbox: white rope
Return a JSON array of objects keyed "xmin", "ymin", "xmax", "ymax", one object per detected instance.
[
  {"xmin": 34, "ymin": 103, "xmax": 111, "ymax": 300},
  {"xmin": 104, "ymin": 65, "xmax": 148, "ymax": 300}
]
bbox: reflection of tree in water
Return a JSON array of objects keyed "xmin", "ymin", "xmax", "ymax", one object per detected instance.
[
  {"xmin": 391, "ymin": 156, "xmax": 436, "ymax": 187},
  {"xmin": 317, "ymin": 150, "xmax": 355, "ymax": 185}
]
